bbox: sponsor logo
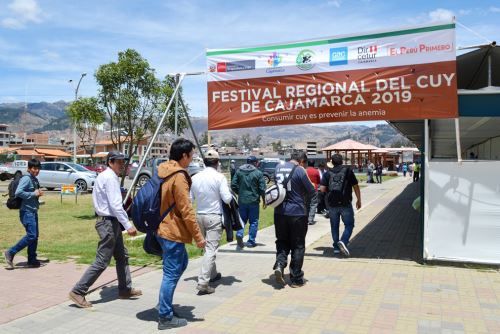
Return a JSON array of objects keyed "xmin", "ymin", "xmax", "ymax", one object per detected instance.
[
  {"xmin": 208, "ymin": 64, "xmax": 216, "ymax": 72},
  {"xmin": 329, "ymin": 47, "xmax": 348, "ymax": 66},
  {"xmin": 388, "ymin": 43, "xmax": 453, "ymax": 56},
  {"xmin": 357, "ymin": 45, "xmax": 378, "ymax": 63},
  {"xmin": 266, "ymin": 52, "xmax": 285, "ymax": 73},
  {"xmin": 215, "ymin": 60, "xmax": 255, "ymax": 72},
  {"xmin": 296, "ymin": 49, "xmax": 315, "ymax": 71}
]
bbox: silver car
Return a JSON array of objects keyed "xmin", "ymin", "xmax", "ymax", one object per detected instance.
[{"xmin": 39, "ymin": 162, "xmax": 97, "ymax": 192}]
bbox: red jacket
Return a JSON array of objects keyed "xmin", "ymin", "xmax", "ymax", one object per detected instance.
[{"xmin": 306, "ymin": 167, "xmax": 320, "ymax": 190}]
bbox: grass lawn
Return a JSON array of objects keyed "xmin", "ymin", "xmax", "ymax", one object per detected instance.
[
  {"xmin": 355, "ymin": 174, "xmax": 398, "ymax": 183},
  {"xmin": 0, "ymin": 194, "xmax": 274, "ymax": 266}
]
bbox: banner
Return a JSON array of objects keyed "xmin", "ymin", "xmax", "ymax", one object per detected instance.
[{"xmin": 206, "ymin": 22, "xmax": 458, "ymax": 130}]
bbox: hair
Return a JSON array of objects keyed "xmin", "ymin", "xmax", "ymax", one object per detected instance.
[
  {"xmin": 291, "ymin": 151, "xmax": 308, "ymax": 163},
  {"xmin": 169, "ymin": 138, "xmax": 195, "ymax": 161},
  {"xmin": 203, "ymin": 158, "xmax": 219, "ymax": 168},
  {"xmin": 307, "ymin": 159, "xmax": 315, "ymax": 167},
  {"xmin": 28, "ymin": 159, "xmax": 41, "ymax": 169},
  {"xmin": 331, "ymin": 154, "xmax": 343, "ymax": 166},
  {"xmin": 318, "ymin": 162, "xmax": 326, "ymax": 168}
]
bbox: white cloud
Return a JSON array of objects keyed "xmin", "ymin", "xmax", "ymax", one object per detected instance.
[
  {"xmin": 490, "ymin": 7, "xmax": 500, "ymax": 13},
  {"xmin": 1, "ymin": 0, "xmax": 44, "ymax": 29},
  {"xmin": 429, "ymin": 8, "xmax": 455, "ymax": 22},
  {"xmin": 327, "ymin": 0, "xmax": 342, "ymax": 8}
]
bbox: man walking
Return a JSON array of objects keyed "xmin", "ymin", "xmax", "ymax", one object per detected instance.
[
  {"xmin": 4, "ymin": 159, "xmax": 47, "ymax": 269},
  {"xmin": 305, "ymin": 160, "xmax": 320, "ymax": 225},
  {"xmin": 69, "ymin": 152, "xmax": 141, "ymax": 308},
  {"xmin": 413, "ymin": 162, "xmax": 420, "ymax": 182},
  {"xmin": 190, "ymin": 149, "xmax": 232, "ymax": 295},
  {"xmin": 320, "ymin": 154, "xmax": 361, "ymax": 257},
  {"xmin": 375, "ymin": 161, "xmax": 383, "ymax": 184},
  {"xmin": 231, "ymin": 155, "xmax": 266, "ymax": 248},
  {"xmin": 156, "ymin": 139, "xmax": 206, "ymax": 330},
  {"xmin": 273, "ymin": 151, "xmax": 315, "ymax": 288}
]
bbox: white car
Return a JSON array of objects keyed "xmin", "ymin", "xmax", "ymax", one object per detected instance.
[{"xmin": 38, "ymin": 162, "xmax": 97, "ymax": 192}]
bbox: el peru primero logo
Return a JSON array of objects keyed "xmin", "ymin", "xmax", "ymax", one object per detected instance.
[{"xmin": 296, "ymin": 49, "xmax": 315, "ymax": 70}]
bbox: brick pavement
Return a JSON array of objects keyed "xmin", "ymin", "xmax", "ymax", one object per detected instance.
[{"xmin": 1, "ymin": 177, "xmax": 499, "ymax": 333}]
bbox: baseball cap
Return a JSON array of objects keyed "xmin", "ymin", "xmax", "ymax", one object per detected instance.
[
  {"xmin": 247, "ymin": 155, "xmax": 258, "ymax": 163},
  {"xmin": 327, "ymin": 161, "xmax": 334, "ymax": 169},
  {"xmin": 205, "ymin": 149, "xmax": 220, "ymax": 159},
  {"xmin": 106, "ymin": 151, "xmax": 126, "ymax": 163}
]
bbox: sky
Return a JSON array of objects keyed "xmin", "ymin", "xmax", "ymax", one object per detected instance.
[{"xmin": 0, "ymin": 0, "xmax": 499, "ymax": 124}]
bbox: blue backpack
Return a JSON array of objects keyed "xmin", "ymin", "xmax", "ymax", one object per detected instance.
[{"xmin": 131, "ymin": 170, "xmax": 185, "ymax": 233}]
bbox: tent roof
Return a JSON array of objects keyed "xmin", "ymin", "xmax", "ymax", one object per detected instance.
[{"xmin": 322, "ymin": 139, "xmax": 378, "ymax": 151}]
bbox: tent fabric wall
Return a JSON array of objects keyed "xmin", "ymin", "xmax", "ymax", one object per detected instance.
[{"xmin": 424, "ymin": 161, "xmax": 500, "ymax": 264}]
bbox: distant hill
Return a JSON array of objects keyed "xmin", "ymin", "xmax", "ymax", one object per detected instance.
[{"xmin": 0, "ymin": 102, "xmax": 412, "ymax": 147}]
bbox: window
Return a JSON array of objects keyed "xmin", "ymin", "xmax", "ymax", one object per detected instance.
[
  {"xmin": 42, "ymin": 163, "xmax": 55, "ymax": 171},
  {"xmin": 460, "ymin": 117, "xmax": 500, "ymax": 161}
]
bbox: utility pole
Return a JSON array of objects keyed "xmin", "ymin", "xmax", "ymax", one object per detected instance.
[{"xmin": 68, "ymin": 73, "xmax": 87, "ymax": 163}]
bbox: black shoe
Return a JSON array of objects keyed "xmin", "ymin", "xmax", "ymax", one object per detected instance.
[
  {"xmin": 209, "ymin": 272, "xmax": 222, "ymax": 283},
  {"xmin": 245, "ymin": 241, "xmax": 257, "ymax": 248},
  {"xmin": 308, "ymin": 221, "xmax": 316, "ymax": 225},
  {"xmin": 236, "ymin": 236, "xmax": 244, "ymax": 249},
  {"xmin": 290, "ymin": 280, "xmax": 306, "ymax": 288},
  {"xmin": 27, "ymin": 261, "xmax": 41, "ymax": 268},
  {"xmin": 4, "ymin": 251, "xmax": 14, "ymax": 270},
  {"xmin": 158, "ymin": 316, "xmax": 188, "ymax": 330},
  {"xmin": 274, "ymin": 266, "xmax": 285, "ymax": 285}
]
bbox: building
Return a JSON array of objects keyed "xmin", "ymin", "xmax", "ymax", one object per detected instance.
[{"xmin": 0, "ymin": 124, "xmax": 23, "ymax": 147}]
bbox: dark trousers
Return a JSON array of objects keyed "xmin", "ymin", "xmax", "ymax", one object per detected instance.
[
  {"xmin": 317, "ymin": 191, "xmax": 326, "ymax": 213},
  {"xmin": 72, "ymin": 218, "xmax": 132, "ymax": 295},
  {"xmin": 413, "ymin": 171, "xmax": 420, "ymax": 182},
  {"xmin": 8, "ymin": 209, "xmax": 39, "ymax": 263},
  {"xmin": 273, "ymin": 213, "xmax": 308, "ymax": 284},
  {"xmin": 376, "ymin": 173, "xmax": 382, "ymax": 183}
]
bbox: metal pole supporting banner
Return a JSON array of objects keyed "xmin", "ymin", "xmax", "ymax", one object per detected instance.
[
  {"xmin": 455, "ymin": 118, "xmax": 462, "ymax": 162},
  {"xmin": 123, "ymin": 73, "xmax": 186, "ymax": 204},
  {"xmin": 177, "ymin": 94, "xmax": 205, "ymax": 160},
  {"xmin": 174, "ymin": 74, "xmax": 179, "ymax": 137}
]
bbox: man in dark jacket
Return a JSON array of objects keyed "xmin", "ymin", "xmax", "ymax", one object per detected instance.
[
  {"xmin": 231, "ymin": 155, "xmax": 266, "ymax": 248},
  {"xmin": 273, "ymin": 151, "xmax": 315, "ymax": 288}
]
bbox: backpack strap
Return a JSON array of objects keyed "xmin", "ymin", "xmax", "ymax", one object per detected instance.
[{"xmin": 283, "ymin": 164, "xmax": 298, "ymax": 191}]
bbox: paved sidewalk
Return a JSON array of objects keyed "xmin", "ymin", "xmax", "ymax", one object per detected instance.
[{"xmin": 1, "ymin": 177, "xmax": 499, "ymax": 333}]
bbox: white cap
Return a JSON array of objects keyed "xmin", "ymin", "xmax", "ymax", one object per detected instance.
[{"xmin": 205, "ymin": 149, "xmax": 220, "ymax": 159}]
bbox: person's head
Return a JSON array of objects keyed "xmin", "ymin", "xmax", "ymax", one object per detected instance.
[
  {"xmin": 291, "ymin": 151, "xmax": 308, "ymax": 167},
  {"xmin": 169, "ymin": 138, "xmax": 195, "ymax": 168},
  {"xmin": 331, "ymin": 154, "xmax": 343, "ymax": 166},
  {"xmin": 307, "ymin": 159, "xmax": 315, "ymax": 167},
  {"xmin": 27, "ymin": 159, "xmax": 41, "ymax": 177},
  {"xmin": 246, "ymin": 155, "xmax": 258, "ymax": 166},
  {"xmin": 318, "ymin": 162, "xmax": 326, "ymax": 170},
  {"xmin": 106, "ymin": 151, "xmax": 126, "ymax": 176},
  {"xmin": 203, "ymin": 149, "xmax": 220, "ymax": 169}
]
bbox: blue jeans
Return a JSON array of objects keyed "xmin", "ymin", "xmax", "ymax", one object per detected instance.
[
  {"xmin": 236, "ymin": 203, "xmax": 259, "ymax": 245},
  {"xmin": 9, "ymin": 209, "xmax": 39, "ymax": 263},
  {"xmin": 156, "ymin": 236, "xmax": 188, "ymax": 320},
  {"xmin": 329, "ymin": 203, "xmax": 355, "ymax": 247}
]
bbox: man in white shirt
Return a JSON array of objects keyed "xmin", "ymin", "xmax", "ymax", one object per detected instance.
[
  {"xmin": 190, "ymin": 150, "xmax": 232, "ymax": 294},
  {"xmin": 69, "ymin": 151, "xmax": 141, "ymax": 308}
]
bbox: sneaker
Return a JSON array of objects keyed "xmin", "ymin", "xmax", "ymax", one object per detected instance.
[
  {"xmin": 4, "ymin": 251, "xmax": 14, "ymax": 269},
  {"xmin": 209, "ymin": 272, "xmax": 222, "ymax": 283},
  {"xmin": 69, "ymin": 291, "xmax": 92, "ymax": 308},
  {"xmin": 308, "ymin": 221, "xmax": 316, "ymax": 225},
  {"xmin": 196, "ymin": 284, "xmax": 215, "ymax": 295},
  {"xmin": 158, "ymin": 316, "xmax": 188, "ymax": 330},
  {"xmin": 245, "ymin": 241, "xmax": 257, "ymax": 248},
  {"xmin": 333, "ymin": 248, "xmax": 341, "ymax": 255},
  {"xmin": 290, "ymin": 280, "xmax": 306, "ymax": 288},
  {"xmin": 236, "ymin": 235, "xmax": 245, "ymax": 249},
  {"xmin": 274, "ymin": 266, "xmax": 285, "ymax": 286},
  {"xmin": 338, "ymin": 241, "xmax": 350, "ymax": 257},
  {"xmin": 118, "ymin": 288, "xmax": 142, "ymax": 299}
]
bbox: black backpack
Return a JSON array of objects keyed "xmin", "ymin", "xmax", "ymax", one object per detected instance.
[
  {"xmin": 6, "ymin": 176, "xmax": 23, "ymax": 209},
  {"xmin": 327, "ymin": 167, "xmax": 349, "ymax": 207}
]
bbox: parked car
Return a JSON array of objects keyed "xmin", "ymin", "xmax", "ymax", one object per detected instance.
[
  {"xmin": 84, "ymin": 164, "xmax": 107, "ymax": 174},
  {"xmin": 38, "ymin": 162, "xmax": 97, "ymax": 192},
  {"xmin": 0, "ymin": 164, "xmax": 10, "ymax": 181},
  {"xmin": 258, "ymin": 158, "xmax": 283, "ymax": 183},
  {"xmin": 128, "ymin": 157, "xmax": 205, "ymax": 187},
  {"xmin": 6, "ymin": 160, "xmax": 29, "ymax": 178}
]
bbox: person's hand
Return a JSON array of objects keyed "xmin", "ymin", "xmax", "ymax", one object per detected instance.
[
  {"xmin": 262, "ymin": 202, "xmax": 267, "ymax": 210},
  {"xmin": 126, "ymin": 226, "xmax": 137, "ymax": 236},
  {"xmin": 34, "ymin": 189, "xmax": 43, "ymax": 197},
  {"xmin": 356, "ymin": 199, "xmax": 362, "ymax": 210},
  {"xmin": 196, "ymin": 238, "xmax": 206, "ymax": 249}
]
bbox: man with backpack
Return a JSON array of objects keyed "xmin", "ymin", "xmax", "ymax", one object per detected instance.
[
  {"xmin": 231, "ymin": 155, "xmax": 266, "ymax": 249},
  {"xmin": 190, "ymin": 149, "xmax": 232, "ymax": 295},
  {"xmin": 69, "ymin": 151, "xmax": 141, "ymax": 309},
  {"xmin": 156, "ymin": 138, "xmax": 206, "ymax": 330},
  {"xmin": 273, "ymin": 151, "xmax": 315, "ymax": 288},
  {"xmin": 320, "ymin": 154, "xmax": 362, "ymax": 257},
  {"xmin": 4, "ymin": 159, "xmax": 46, "ymax": 269}
]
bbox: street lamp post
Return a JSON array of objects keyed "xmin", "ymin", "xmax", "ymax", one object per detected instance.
[{"xmin": 68, "ymin": 73, "xmax": 87, "ymax": 163}]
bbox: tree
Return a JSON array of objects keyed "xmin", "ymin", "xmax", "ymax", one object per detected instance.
[
  {"xmin": 271, "ymin": 140, "xmax": 282, "ymax": 152},
  {"xmin": 241, "ymin": 133, "xmax": 251, "ymax": 149},
  {"xmin": 66, "ymin": 97, "xmax": 105, "ymax": 163},
  {"xmin": 95, "ymin": 49, "xmax": 188, "ymax": 184},
  {"xmin": 199, "ymin": 131, "xmax": 209, "ymax": 145},
  {"xmin": 251, "ymin": 134, "xmax": 262, "ymax": 148}
]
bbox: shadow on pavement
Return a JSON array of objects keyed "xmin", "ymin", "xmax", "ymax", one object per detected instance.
[
  {"xmin": 314, "ymin": 182, "xmax": 422, "ymax": 263},
  {"xmin": 183, "ymin": 275, "xmax": 243, "ymax": 287},
  {"xmin": 261, "ymin": 275, "xmax": 286, "ymax": 290},
  {"xmin": 136, "ymin": 304, "xmax": 203, "ymax": 322},
  {"xmin": 91, "ymin": 285, "xmax": 121, "ymax": 305}
]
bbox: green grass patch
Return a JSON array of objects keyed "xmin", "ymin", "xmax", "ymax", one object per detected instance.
[
  {"xmin": 355, "ymin": 174, "xmax": 399, "ymax": 183},
  {"xmin": 0, "ymin": 194, "xmax": 275, "ymax": 265}
]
